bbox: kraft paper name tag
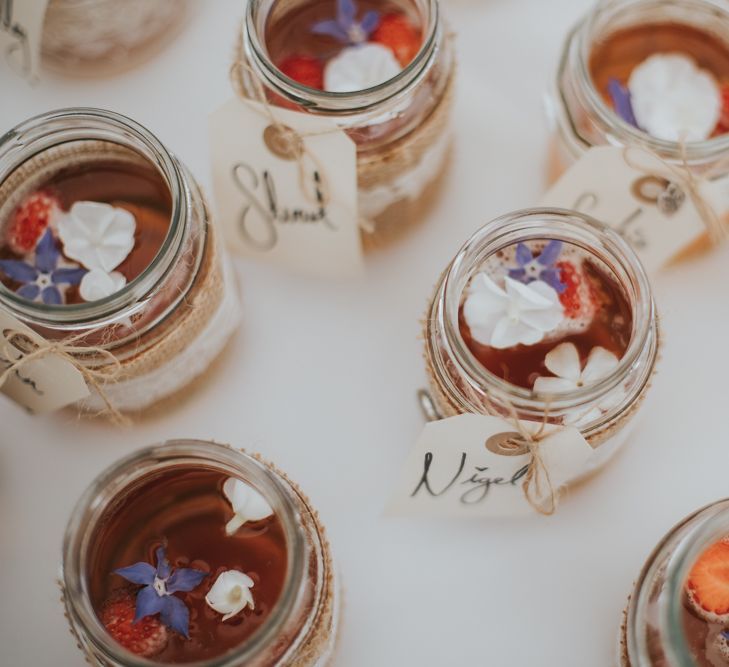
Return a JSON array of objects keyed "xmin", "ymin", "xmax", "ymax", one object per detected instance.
[
  {"xmin": 210, "ymin": 98, "xmax": 363, "ymax": 279},
  {"xmin": 0, "ymin": 0, "xmax": 48, "ymax": 81},
  {"xmin": 0, "ymin": 309, "xmax": 89, "ymax": 414},
  {"xmin": 541, "ymin": 146, "xmax": 717, "ymax": 274},
  {"xmin": 386, "ymin": 414, "xmax": 592, "ymax": 518}
]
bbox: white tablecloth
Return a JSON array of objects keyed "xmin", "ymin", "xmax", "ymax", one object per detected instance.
[{"xmin": 1, "ymin": 1, "xmax": 728, "ymax": 665}]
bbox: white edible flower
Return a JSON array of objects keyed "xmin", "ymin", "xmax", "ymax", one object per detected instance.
[
  {"xmin": 463, "ymin": 274, "xmax": 564, "ymax": 349},
  {"xmin": 533, "ymin": 343, "xmax": 622, "ymax": 426},
  {"xmin": 324, "ymin": 43, "xmax": 402, "ymax": 93},
  {"xmin": 223, "ymin": 478, "xmax": 274, "ymax": 536},
  {"xmin": 57, "ymin": 201, "xmax": 136, "ymax": 273},
  {"xmin": 628, "ymin": 53, "xmax": 722, "ymax": 142},
  {"xmin": 79, "ymin": 269, "xmax": 127, "ymax": 301},
  {"xmin": 205, "ymin": 570, "xmax": 255, "ymax": 621}
]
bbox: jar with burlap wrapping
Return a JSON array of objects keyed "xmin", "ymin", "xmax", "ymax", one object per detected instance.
[
  {"xmin": 60, "ymin": 440, "xmax": 340, "ymax": 667},
  {"xmin": 0, "ymin": 109, "xmax": 241, "ymax": 417},
  {"xmin": 421, "ymin": 208, "xmax": 659, "ymax": 487},
  {"xmin": 620, "ymin": 499, "xmax": 729, "ymax": 667},
  {"xmin": 41, "ymin": 0, "xmax": 186, "ymax": 75},
  {"xmin": 234, "ymin": 0, "xmax": 455, "ymax": 251},
  {"xmin": 547, "ymin": 0, "xmax": 729, "ymax": 261}
]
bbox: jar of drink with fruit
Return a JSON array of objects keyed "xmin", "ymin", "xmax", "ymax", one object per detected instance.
[
  {"xmin": 621, "ymin": 499, "xmax": 729, "ymax": 666},
  {"xmin": 549, "ymin": 0, "xmax": 729, "ymax": 192},
  {"xmin": 0, "ymin": 108, "xmax": 240, "ymax": 416},
  {"xmin": 235, "ymin": 0, "xmax": 455, "ymax": 250},
  {"xmin": 61, "ymin": 440, "xmax": 339, "ymax": 666},
  {"xmin": 422, "ymin": 208, "xmax": 659, "ymax": 482}
]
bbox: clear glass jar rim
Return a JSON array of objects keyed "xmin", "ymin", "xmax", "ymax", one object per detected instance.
[
  {"xmin": 0, "ymin": 107, "xmax": 187, "ymax": 327},
  {"xmin": 439, "ymin": 207, "xmax": 655, "ymax": 412},
  {"xmin": 559, "ymin": 0, "xmax": 729, "ymax": 163},
  {"xmin": 243, "ymin": 0, "xmax": 440, "ymax": 112},
  {"xmin": 61, "ymin": 440, "xmax": 308, "ymax": 667}
]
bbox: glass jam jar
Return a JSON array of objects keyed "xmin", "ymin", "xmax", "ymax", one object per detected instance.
[
  {"xmin": 422, "ymin": 208, "xmax": 659, "ymax": 481},
  {"xmin": 41, "ymin": 0, "xmax": 186, "ymax": 75},
  {"xmin": 61, "ymin": 440, "xmax": 339, "ymax": 666},
  {"xmin": 549, "ymin": 0, "xmax": 729, "ymax": 188},
  {"xmin": 235, "ymin": 0, "xmax": 454, "ymax": 250},
  {"xmin": 621, "ymin": 499, "xmax": 729, "ymax": 666},
  {"xmin": 0, "ymin": 108, "xmax": 240, "ymax": 415}
]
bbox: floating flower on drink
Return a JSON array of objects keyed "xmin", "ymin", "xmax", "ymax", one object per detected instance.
[{"xmin": 113, "ymin": 546, "xmax": 208, "ymax": 638}]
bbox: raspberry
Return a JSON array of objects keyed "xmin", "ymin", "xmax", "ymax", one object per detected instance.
[
  {"xmin": 371, "ymin": 13, "xmax": 422, "ymax": 67},
  {"xmin": 716, "ymin": 84, "xmax": 729, "ymax": 135},
  {"xmin": 100, "ymin": 590, "xmax": 169, "ymax": 658},
  {"xmin": 5, "ymin": 191, "xmax": 59, "ymax": 255},
  {"xmin": 557, "ymin": 261, "xmax": 582, "ymax": 319}
]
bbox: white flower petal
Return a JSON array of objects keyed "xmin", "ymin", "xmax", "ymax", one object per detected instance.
[
  {"xmin": 205, "ymin": 570, "xmax": 255, "ymax": 621},
  {"xmin": 223, "ymin": 478, "xmax": 274, "ymax": 536},
  {"xmin": 519, "ymin": 305, "xmax": 563, "ymax": 333},
  {"xmin": 324, "ymin": 43, "xmax": 402, "ymax": 93},
  {"xmin": 504, "ymin": 277, "xmax": 554, "ymax": 310},
  {"xmin": 490, "ymin": 317, "xmax": 543, "ymax": 349},
  {"xmin": 544, "ymin": 343, "xmax": 582, "ymax": 381},
  {"xmin": 79, "ymin": 269, "xmax": 126, "ymax": 302},
  {"xmin": 533, "ymin": 376, "xmax": 579, "ymax": 394},
  {"xmin": 463, "ymin": 292, "xmax": 505, "ymax": 340},
  {"xmin": 581, "ymin": 346, "xmax": 620, "ymax": 385},
  {"xmin": 628, "ymin": 54, "xmax": 721, "ymax": 142},
  {"xmin": 58, "ymin": 202, "xmax": 136, "ymax": 272}
]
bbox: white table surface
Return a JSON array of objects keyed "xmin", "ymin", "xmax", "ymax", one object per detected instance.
[{"xmin": 2, "ymin": 1, "xmax": 728, "ymax": 665}]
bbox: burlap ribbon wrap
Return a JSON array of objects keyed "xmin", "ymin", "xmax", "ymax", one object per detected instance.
[{"xmin": 0, "ymin": 140, "xmax": 230, "ymax": 420}]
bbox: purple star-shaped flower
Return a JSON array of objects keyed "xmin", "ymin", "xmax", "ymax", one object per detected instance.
[
  {"xmin": 0, "ymin": 229, "xmax": 85, "ymax": 305},
  {"xmin": 113, "ymin": 546, "xmax": 208, "ymax": 639},
  {"xmin": 607, "ymin": 78, "xmax": 639, "ymax": 128},
  {"xmin": 508, "ymin": 240, "xmax": 567, "ymax": 293},
  {"xmin": 311, "ymin": 0, "xmax": 380, "ymax": 45}
]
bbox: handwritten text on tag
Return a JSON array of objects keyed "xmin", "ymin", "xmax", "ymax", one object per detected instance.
[
  {"xmin": 210, "ymin": 98, "xmax": 363, "ymax": 279},
  {"xmin": 387, "ymin": 414, "xmax": 593, "ymax": 518},
  {"xmin": 541, "ymin": 146, "xmax": 709, "ymax": 274},
  {"xmin": 0, "ymin": 0, "xmax": 48, "ymax": 81}
]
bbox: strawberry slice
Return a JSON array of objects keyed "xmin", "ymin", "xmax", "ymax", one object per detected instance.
[
  {"xmin": 686, "ymin": 540, "xmax": 729, "ymax": 621},
  {"xmin": 277, "ymin": 55, "xmax": 324, "ymax": 90},
  {"xmin": 557, "ymin": 261, "xmax": 582, "ymax": 319},
  {"xmin": 371, "ymin": 13, "xmax": 422, "ymax": 67},
  {"xmin": 6, "ymin": 191, "xmax": 59, "ymax": 255},
  {"xmin": 716, "ymin": 84, "xmax": 729, "ymax": 135},
  {"xmin": 100, "ymin": 590, "xmax": 169, "ymax": 658}
]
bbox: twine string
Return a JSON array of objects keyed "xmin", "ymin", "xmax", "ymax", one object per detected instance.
[
  {"xmin": 476, "ymin": 384, "xmax": 557, "ymax": 515},
  {"xmin": 0, "ymin": 328, "xmax": 129, "ymax": 426},
  {"xmin": 623, "ymin": 144, "xmax": 729, "ymax": 244}
]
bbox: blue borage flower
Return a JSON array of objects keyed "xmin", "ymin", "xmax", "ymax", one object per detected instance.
[
  {"xmin": 114, "ymin": 546, "xmax": 208, "ymax": 639},
  {"xmin": 723, "ymin": 630, "xmax": 729, "ymax": 641},
  {"xmin": 607, "ymin": 78, "xmax": 640, "ymax": 128},
  {"xmin": 0, "ymin": 229, "xmax": 85, "ymax": 305},
  {"xmin": 508, "ymin": 240, "xmax": 567, "ymax": 294},
  {"xmin": 311, "ymin": 0, "xmax": 380, "ymax": 45}
]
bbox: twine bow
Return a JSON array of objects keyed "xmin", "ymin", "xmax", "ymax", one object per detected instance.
[
  {"xmin": 623, "ymin": 144, "xmax": 729, "ymax": 244},
  {"xmin": 476, "ymin": 386, "xmax": 557, "ymax": 515},
  {"xmin": 230, "ymin": 58, "xmax": 377, "ymax": 234},
  {"xmin": 0, "ymin": 328, "xmax": 130, "ymax": 426}
]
